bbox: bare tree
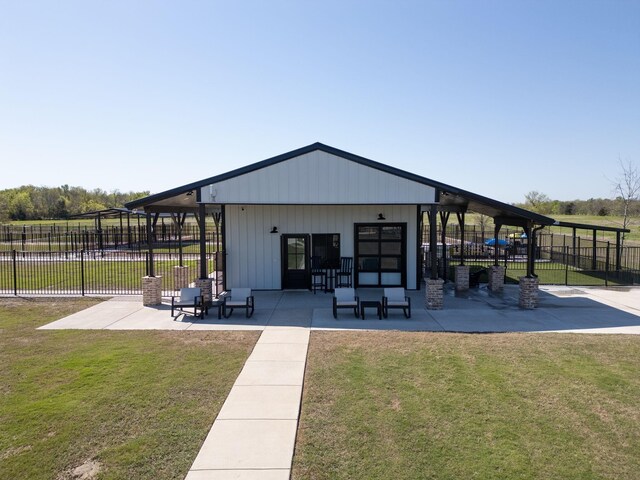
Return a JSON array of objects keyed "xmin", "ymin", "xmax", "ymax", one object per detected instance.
[
  {"xmin": 612, "ymin": 157, "xmax": 640, "ymax": 246},
  {"xmin": 524, "ymin": 191, "xmax": 551, "ymax": 213}
]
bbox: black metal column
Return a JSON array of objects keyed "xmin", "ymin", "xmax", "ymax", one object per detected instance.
[
  {"xmin": 456, "ymin": 212, "xmax": 465, "ymax": 266},
  {"xmin": 439, "ymin": 211, "xmax": 450, "ymax": 281},
  {"xmin": 525, "ymin": 223, "xmax": 533, "ymax": 277},
  {"xmin": 429, "ymin": 205, "xmax": 438, "ymax": 280},
  {"xmin": 199, "ymin": 203, "xmax": 207, "ymax": 279},
  {"xmin": 146, "ymin": 212, "xmax": 155, "ymax": 277},
  {"xmin": 493, "ymin": 222, "xmax": 502, "ymax": 266}
]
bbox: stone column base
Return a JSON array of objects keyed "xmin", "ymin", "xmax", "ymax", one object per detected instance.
[
  {"xmin": 142, "ymin": 276, "xmax": 162, "ymax": 306},
  {"xmin": 425, "ymin": 278, "xmax": 444, "ymax": 310},
  {"xmin": 519, "ymin": 276, "xmax": 539, "ymax": 309},
  {"xmin": 195, "ymin": 278, "xmax": 213, "ymax": 304},
  {"xmin": 488, "ymin": 265, "xmax": 505, "ymax": 292},
  {"xmin": 455, "ymin": 265, "xmax": 470, "ymax": 291},
  {"xmin": 174, "ymin": 266, "xmax": 190, "ymax": 290}
]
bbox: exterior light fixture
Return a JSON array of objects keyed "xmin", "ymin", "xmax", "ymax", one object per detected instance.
[
  {"xmin": 377, "ymin": 213, "xmax": 386, "ymax": 220},
  {"xmin": 186, "ymin": 190, "xmax": 193, "ymax": 196},
  {"xmin": 270, "ymin": 226, "xmax": 278, "ymax": 234}
]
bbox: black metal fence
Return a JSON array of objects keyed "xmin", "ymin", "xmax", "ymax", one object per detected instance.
[
  {"xmin": 0, "ymin": 250, "xmax": 218, "ymax": 296},
  {"xmin": 0, "ymin": 223, "xmax": 219, "ymax": 254},
  {"xmin": 423, "ymin": 222, "xmax": 640, "ymax": 286}
]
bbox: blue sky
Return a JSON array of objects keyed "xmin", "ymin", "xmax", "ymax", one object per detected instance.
[{"xmin": 1, "ymin": 0, "xmax": 638, "ymax": 203}]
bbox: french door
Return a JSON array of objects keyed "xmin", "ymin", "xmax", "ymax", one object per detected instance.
[{"xmin": 281, "ymin": 234, "xmax": 310, "ymax": 289}]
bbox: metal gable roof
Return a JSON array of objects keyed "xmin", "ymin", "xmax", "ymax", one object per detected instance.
[{"xmin": 125, "ymin": 142, "xmax": 555, "ymax": 226}]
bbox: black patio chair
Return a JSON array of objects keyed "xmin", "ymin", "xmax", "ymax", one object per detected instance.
[
  {"xmin": 336, "ymin": 256, "xmax": 353, "ymax": 288},
  {"xmin": 310, "ymin": 255, "xmax": 327, "ymax": 294}
]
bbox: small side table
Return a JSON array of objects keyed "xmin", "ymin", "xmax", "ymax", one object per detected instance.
[
  {"xmin": 360, "ymin": 300, "xmax": 381, "ymax": 320},
  {"xmin": 208, "ymin": 298, "xmax": 223, "ymax": 319}
]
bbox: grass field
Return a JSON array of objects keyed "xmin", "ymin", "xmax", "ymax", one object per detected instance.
[
  {"xmin": 0, "ymin": 298, "xmax": 259, "ymax": 479},
  {"xmin": 293, "ymin": 331, "xmax": 640, "ymax": 480}
]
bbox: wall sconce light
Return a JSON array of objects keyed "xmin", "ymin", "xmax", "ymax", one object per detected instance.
[
  {"xmin": 377, "ymin": 213, "xmax": 386, "ymax": 220},
  {"xmin": 186, "ymin": 190, "xmax": 193, "ymax": 196},
  {"xmin": 270, "ymin": 226, "xmax": 278, "ymax": 234}
]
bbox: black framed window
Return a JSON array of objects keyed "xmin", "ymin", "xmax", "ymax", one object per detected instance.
[
  {"xmin": 355, "ymin": 224, "xmax": 406, "ymax": 287},
  {"xmin": 312, "ymin": 234, "xmax": 340, "ymax": 269}
]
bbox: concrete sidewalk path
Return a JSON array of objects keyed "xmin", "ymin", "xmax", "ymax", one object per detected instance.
[{"xmin": 185, "ymin": 325, "xmax": 310, "ymax": 480}]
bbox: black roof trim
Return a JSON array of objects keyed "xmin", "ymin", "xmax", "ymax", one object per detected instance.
[
  {"xmin": 67, "ymin": 208, "xmax": 143, "ymax": 219},
  {"xmin": 554, "ymin": 221, "xmax": 630, "ymax": 233},
  {"xmin": 124, "ymin": 142, "xmax": 555, "ymax": 225}
]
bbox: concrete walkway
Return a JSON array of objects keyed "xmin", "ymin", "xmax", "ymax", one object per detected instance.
[{"xmin": 185, "ymin": 324, "xmax": 309, "ymax": 479}]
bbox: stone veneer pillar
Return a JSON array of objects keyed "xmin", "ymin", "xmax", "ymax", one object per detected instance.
[
  {"xmin": 455, "ymin": 265, "xmax": 470, "ymax": 291},
  {"xmin": 519, "ymin": 276, "xmax": 539, "ymax": 309},
  {"xmin": 174, "ymin": 266, "xmax": 190, "ymax": 290},
  {"xmin": 488, "ymin": 265, "xmax": 505, "ymax": 292},
  {"xmin": 142, "ymin": 276, "xmax": 162, "ymax": 306},
  {"xmin": 425, "ymin": 278, "xmax": 444, "ymax": 310},
  {"xmin": 194, "ymin": 278, "xmax": 213, "ymax": 304}
]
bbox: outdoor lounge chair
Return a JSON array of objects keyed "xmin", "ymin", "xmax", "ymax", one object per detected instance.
[
  {"xmin": 171, "ymin": 287, "xmax": 206, "ymax": 319},
  {"xmin": 223, "ymin": 288, "xmax": 255, "ymax": 318},
  {"xmin": 333, "ymin": 287, "xmax": 359, "ymax": 319},
  {"xmin": 382, "ymin": 287, "xmax": 411, "ymax": 318}
]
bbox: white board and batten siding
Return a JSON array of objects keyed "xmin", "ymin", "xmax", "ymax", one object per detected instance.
[
  {"xmin": 201, "ymin": 150, "xmax": 436, "ymax": 205},
  {"xmin": 225, "ymin": 204, "xmax": 419, "ymax": 290}
]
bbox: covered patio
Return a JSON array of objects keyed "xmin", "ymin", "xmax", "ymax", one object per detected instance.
[{"xmin": 40, "ymin": 285, "xmax": 640, "ymax": 335}]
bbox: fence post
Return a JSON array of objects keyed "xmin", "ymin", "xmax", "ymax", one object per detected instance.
[
  {"xmin": 81, "ymin": 249, "xmax": 85, "ymax": 296},
  {"xmin": 605, "ymin": 242, "xmax": 610, "ymax": 287},
  {"xmin": 12, "ymin": 249, "xmax": 17, "ymax": 296},
  {"xmin": 565, "ymin": 246, "xmax": 569, "ymax": 286}
]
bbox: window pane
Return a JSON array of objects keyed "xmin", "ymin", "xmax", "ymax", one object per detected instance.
[
  {"xmin": 358, "ymin": 226, "xmax": 379, "ymax": 240},
  {"xmin": 381, "ymin": 242, "xmax": 401, "ymax": 255},
  {"xmin": 359, "ymin": 272, "xmax": 378, "ymax": 285},
  {"xmin": 312, "ymin": 234, "xmax": 340, "ymax": 268},
  {"xmin": 358, "ymin": 242, "xmax": 378, "ymax": 255},
  {"xmin": 358, "ymin": 257, "xmax": 379, "ymax": 271},
  {"xmin": 380, "ymin": 257, "xmax": 400, "ymax": 270},
  {"xmin": 381, "ymin": 226, "xmax": 402, "ymax": 240},
  {"xmin": 381, "ymin": 272, "xmax": 402, "ymax": 285}
]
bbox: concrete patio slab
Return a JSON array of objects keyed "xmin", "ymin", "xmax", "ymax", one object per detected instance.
[{"xmin": 217, "ymin": 385, "xmax": 303, "ymax": 420}]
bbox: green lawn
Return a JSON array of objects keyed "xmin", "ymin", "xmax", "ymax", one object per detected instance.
[
  {"xmin": 0, "ymin": 298, "xmax": 259, "ymax": 479},
  {"xmin": 293, "ymin": 331, "xmax": 640, "ymax": 480}
]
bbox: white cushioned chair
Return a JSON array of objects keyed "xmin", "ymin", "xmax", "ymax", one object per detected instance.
[
  {"xmin": 171, "ymin": 287, "xmax": 206, "ymax": 319},
  {"xmin": 382, "ymin": 288, "xmax": 411, "ymax": 318},
  {"xmin": 333, "ymin": 288, "xmax": 359, "ymax": 319},
  {"xmin": 223, "ymin": 288, "xmax": 255, "ymax": 318}
]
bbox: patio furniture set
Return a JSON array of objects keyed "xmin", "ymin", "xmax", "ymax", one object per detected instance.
[{"xmin": 170, "ymin": 286, "xmax": 411, "ymax": 321}]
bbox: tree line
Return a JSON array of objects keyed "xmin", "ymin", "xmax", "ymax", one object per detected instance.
[
  {"xmin": 0, "ymin": 185, "xmax": 150, "ymax": 221},
  {"xmin": 515, "ymin": 191, "xmax": 640, "ymax": 217}
]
